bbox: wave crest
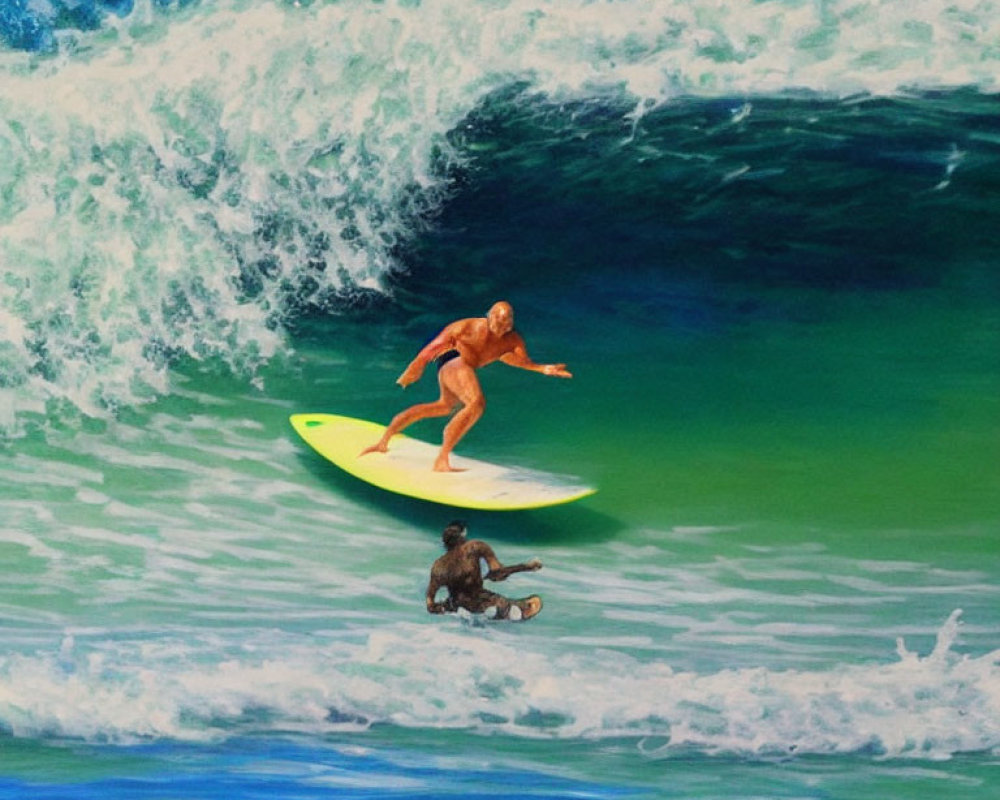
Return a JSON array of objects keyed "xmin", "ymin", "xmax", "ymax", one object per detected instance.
[{"xmin": 2, "ymin": 0, "xmax": 998, "ymax": 424}]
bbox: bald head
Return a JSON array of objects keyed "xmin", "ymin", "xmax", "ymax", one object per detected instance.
[{"xmin": 487, "ymin": 301, "xmax": 514, "ymax": 335}]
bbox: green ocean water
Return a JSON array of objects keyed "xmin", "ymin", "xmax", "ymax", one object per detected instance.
[
  {"xmin": 2, "ymin": 280, "xmax": 999, "ymax": 796},
  {"xmin": 2, "ymin": 1, "xmax": 999, "ymax": 797},
  {"xmin": 2, "ymin": 277, "xmax": 998, "ymax": 796}
]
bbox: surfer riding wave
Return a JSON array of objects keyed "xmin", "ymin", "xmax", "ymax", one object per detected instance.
[{"xmin": 360, "ymin": 301, "xmax": 572, "ymax": 471}]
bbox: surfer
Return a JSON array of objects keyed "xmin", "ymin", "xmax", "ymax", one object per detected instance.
[
  {"xmin": 359, "ymin": 300, "xmax": 572, "ymax": 471},
  {"xmin": 426, "ymin": 521, "xmax": 543, "ymax": 621}
]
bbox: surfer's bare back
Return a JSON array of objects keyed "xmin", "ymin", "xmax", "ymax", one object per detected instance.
[
  {"xmin": 359, "ymin": 301, "xmax": 572, "ymax": 472},
  {"xmin": 426, "ymin": 521, "xmax": 543, "ymax": 621}
]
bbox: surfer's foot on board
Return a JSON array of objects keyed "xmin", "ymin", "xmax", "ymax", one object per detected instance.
[
  {"xmin": 433, "ymin": 454, "xmax": 465, "ymax": 473},
  {"xmin": 359, "ymin": 441, "xmax": 388, "ymax": 457}
]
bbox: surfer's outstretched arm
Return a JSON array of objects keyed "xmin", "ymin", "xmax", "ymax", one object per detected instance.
[
  {"xmin": 487, "ymin": 559, "xmax": 543, "ymax": 582},
  {"xmin": 499, "ymin": 336, "xmax": 572, "ymax": 378}
]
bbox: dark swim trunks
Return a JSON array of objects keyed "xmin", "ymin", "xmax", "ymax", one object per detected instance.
[{"xmin": 436, "ymin": 350, "xmax": 461, "ymax": 371}]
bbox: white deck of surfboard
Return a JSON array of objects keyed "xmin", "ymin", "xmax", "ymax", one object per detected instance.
[{"xmin": 290, "ymin": 413, "xmax": 596, "ymax": 511}]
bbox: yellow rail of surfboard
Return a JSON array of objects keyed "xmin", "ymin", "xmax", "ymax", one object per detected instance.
[{"xmin": 290, "ymin": 413, "xmax": 596, "ymax": 511}]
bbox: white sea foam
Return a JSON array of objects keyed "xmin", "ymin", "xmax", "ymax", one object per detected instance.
[
  {"xmin": 0, "ymin": 610, "xmax": 996, "ymax": 759},
  {"xmin": 0, "ymin": 0, "xmax": 997, "ymax": 423}
]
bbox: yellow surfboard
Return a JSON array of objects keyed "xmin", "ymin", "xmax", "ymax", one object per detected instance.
[{"xmin": 290, "ymin": 414, "xmax": 596, "ymax": 511}]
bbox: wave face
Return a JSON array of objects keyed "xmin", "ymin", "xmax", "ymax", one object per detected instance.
[{"xmin": 1, "ymin": 0, "xmax": 998, "ymax": 424}]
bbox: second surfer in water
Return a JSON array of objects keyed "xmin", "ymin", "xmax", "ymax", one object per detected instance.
[
  {"xmin": 359, "ymin": 301, "xmax": 572, "ymax": 472},
  {"xmin": 426, "ymin": 521, "xmax": 543, "ymax": 621}
]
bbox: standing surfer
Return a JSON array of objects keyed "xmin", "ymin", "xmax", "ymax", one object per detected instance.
[
  {"xmin": 360, "ymin": 301, "xmax": 572, "ymax": 471},
  {"xmin": 426, "ymin": 521, "xmax": 543, "ymax": 621}
]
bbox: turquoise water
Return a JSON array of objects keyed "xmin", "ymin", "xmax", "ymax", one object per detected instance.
[{"xmin": 1, "ymin": 1, "xmax": 999, "ymax": 797}]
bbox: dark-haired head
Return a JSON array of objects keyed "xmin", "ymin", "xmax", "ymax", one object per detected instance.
[{"xmin": 442, "ymin": 520, "xmax": 467, "ymax": 549}]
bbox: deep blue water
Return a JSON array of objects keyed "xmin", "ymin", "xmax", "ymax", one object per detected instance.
[{"xmin": 0, "ymin": 737, "xmax": 635, "ymax": 799}]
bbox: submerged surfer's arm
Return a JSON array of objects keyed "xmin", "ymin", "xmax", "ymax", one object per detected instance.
[
  {"xmin": 397, "ymin": 321, "xmax": 467, "ymax": 387},
  {"xmin": 499, "ymin": 335, "xmax": 572, "ymax": 378},
  {"xmin": 426, "ymin": 574, "xmax": 448, "ymax": 614}
]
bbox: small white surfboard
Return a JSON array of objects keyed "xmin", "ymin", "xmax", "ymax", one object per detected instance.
[{"xmin": 290, "ymin": 413, "xmax": 596, "ymax": 511}]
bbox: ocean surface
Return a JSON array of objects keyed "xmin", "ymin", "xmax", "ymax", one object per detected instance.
[{"xmin": 1, "ymin": 1, "xmax": 998, "ymax": 797}]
